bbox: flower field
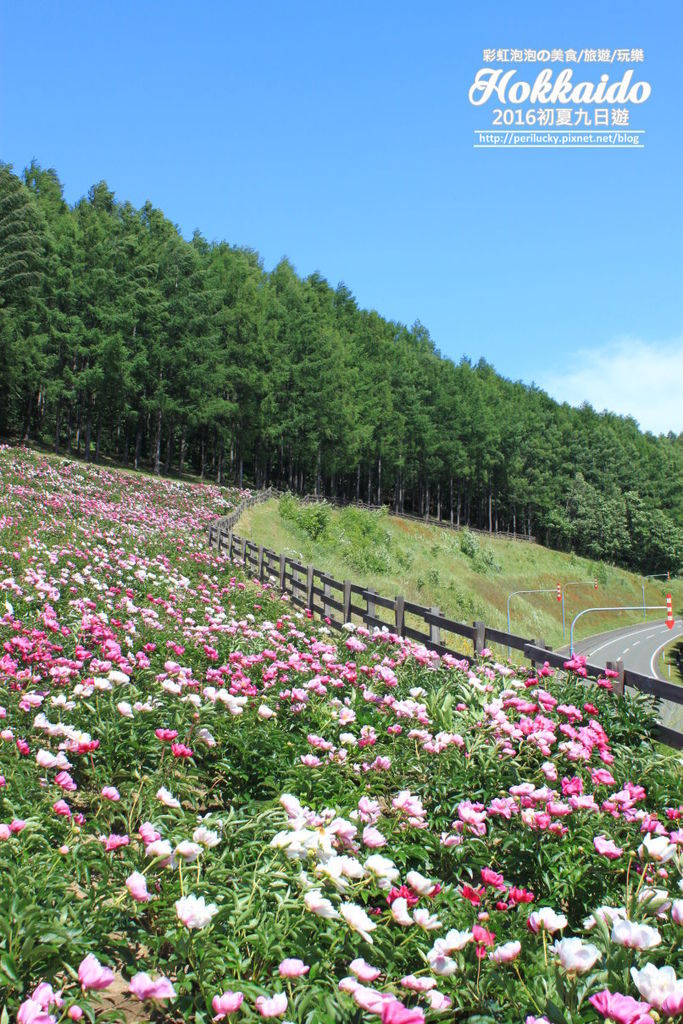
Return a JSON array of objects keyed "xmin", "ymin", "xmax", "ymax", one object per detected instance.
[{"xmin": 0, "ymin": 447, "xmax": 681, "ymax": 1024}]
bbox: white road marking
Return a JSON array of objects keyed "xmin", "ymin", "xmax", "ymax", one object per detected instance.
[
  {"xmin": 649, "ymin": 628, "xmax": 683, "ymax": 678},
  {"xmin": 623, "ymin": 647, "xmax": 630, "ymax": 654},
  {"xmin": 646, "ymin": 633, "xmax": 657, "ymax": 639},
  {"xmin": 579, "ymin": 622, "xmax": 670, "ymax": 658}
]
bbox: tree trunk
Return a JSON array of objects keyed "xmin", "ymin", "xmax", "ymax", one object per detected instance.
[
  {"xmin": 377, "ymin": 454, "xmax": 382, "ymax": 506},
  {"xmin": 165, "ymin": 425, "xmax": 173, "ymax": 475},
  {"xmin": 54, "ymin": 401, "xmax": 62, "ymax": 454},
  {"xmin": 95, "ymin": 422, "xmax": 102, "ymax": 464},
  {"xmin": 84, "ymin": 400, "xmax": 92, "ymax": 463},
  {"xmin": 356, "ymin": 464, "xmax": 361, "ymax": 501},
  {"xmin": 153, "ymin": 409, "xmax": 162, "ymax": 476},
  {"xmin": 437, "ymin": 481, "xmax": 441, "ymax": 522},
  {"xmin": 178, "ymin": 427, "xmax": 186, "ymax": 475},
  {"xmin": 488, "ymin": 479, "xmax": 493, "ymax": 533},
  {"xmin": 134, "ymin": 417, "xmax": 143, "ymax": 470}
]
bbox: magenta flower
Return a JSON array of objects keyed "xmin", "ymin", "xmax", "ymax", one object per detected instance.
[
  {"xmin": 255, "ymin": 992, "xmax": 288, "ymax": 1017},
  {"xmin": 125, "ymin": 871, "xmax": 150, "ymax": 902},
  {"xmin": 212, "ymin": 991, "xmax": 244, "ymax": 1019},
  {"xmin": 589, "ymin": 989, "xmax": 652, "ymax": 1024},
  {"xmin": 78, "ymin": 954, "xmax": 115, "ymax": 991},
  {"xmin": 594, "ymin": 835, "xmax": 623, "ymax": 859},
  {"xmin": 278, "ymin": 958, "xmax": 309, "ymax": 977},
  {"xmin": 129, "ymin": 973, "xmax": 176, "ymax": 1001},
  {"xmin": 381, "ymin": 999, "xmax": 425, "ymax": 1023}
]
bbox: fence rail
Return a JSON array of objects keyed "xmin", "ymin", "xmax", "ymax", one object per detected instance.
[{"xmin": 207, "ymin": 496, "xmax": 683, "ymax": 749}]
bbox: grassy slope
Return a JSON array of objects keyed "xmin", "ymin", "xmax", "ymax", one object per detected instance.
[{"xmin": 238, "ymin": 499, "xmax": 683, "ymax": 654}]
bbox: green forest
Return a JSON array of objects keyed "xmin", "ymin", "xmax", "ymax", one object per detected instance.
[{"xmin": 1, "ymin": 161, "xmax": 681, "ymax": 573}]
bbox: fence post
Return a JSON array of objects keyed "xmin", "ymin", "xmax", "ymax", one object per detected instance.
[
  {"xmin": 473, "ymin": 621, "xmax": 486, "ymax": 655},
  {"xmin": 365, "ymin": 589, "xmax": 376, "ymax": 628},
  {"xmin": 343, "ymin": 580, "xmax": 352, "ymax": 623},
  {"xmin": 323, "ymin": 579, "xmax": 332, "ymax": 619},
  {"xmin": 430, "ymin": 606, "xmax": 442, "ymax": 646},
  {"xmin": 530, "ymin": 639, "xmax": 545, "ymax": 670},
  {"xmin": 258, "ymin": 545, "xmax": 264, "ymax": 581},
  {"xmin": 306, "ymin": 564, "xmax": 314, "ymax": 610},
  {"xmin": 241, "ymin": 537, "xmax": 247, "ymax": 564},
  {"xmin": 606, "ymin": 659, "xmax": 625, "ymax": 697},
  {"xmin": 279, "ymin": 553, "xmax": 286, "ymax": 592},
  {"xmin": 228, "ymin": 530, "xmax": 233, "ymax": 559},
  {"xmin": 395, "ymin": 594, "xmax": 405, "ymax": 636}
]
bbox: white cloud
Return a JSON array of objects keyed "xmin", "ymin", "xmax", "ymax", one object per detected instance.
[{"xmin": 537, "ymin": 337, "xmax": 683, "ymax": 435}]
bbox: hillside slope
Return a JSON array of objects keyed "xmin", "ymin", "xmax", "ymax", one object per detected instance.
[{"xmin": 237, "ymin": 497, "xmax": 683, "ymax": 652}]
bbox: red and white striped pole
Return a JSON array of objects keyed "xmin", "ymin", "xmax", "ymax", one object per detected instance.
[{"xmin": 665, "ymin": 593, "xmax": 674, "ymax": 630}]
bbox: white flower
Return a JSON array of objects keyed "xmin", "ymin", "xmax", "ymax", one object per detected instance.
[
  {"xmin": 175, "ymin": 894, "xmax": 218, "ymax": 929},
  {"xmin": 638, "ymin": 834, "xmax": 677, "ymax": 863},
  {"xmin": 174, "ymin": 841, "xmax": 202, "ymax": 863},
  {"xmin": 611, "ymin": 919, "xmax": 662, "ymax": 950},
  {"xmin": 406, "ymin": 870, "xmax": 436, "ymax": 896},
  {"xmin": 551, "ymin": 937, "xmax": 601, "ymax": 974},
  {"xmin": 438, "ymin": 929, "xmax": 472, "ymax": 953},
  {"xmin": 489, "ymin": 941, "xmax": 521, "ymax": 963},
  {"xmin": 583, "ymin": 905, "xmax": 627, "ymax": 930},
  {"xmin": 193, "ymin": 826, "xmax": 220, "ymax": 848},
  {"xmin": 156, "ymin": 787, "xmax": 180, "ymax": 809},
  {"xmin": 304, "ymin": 889, "xmax": 339, "ymax": 919},
  {"xmin": 413, "ymin": 908, "xmax": 441, "ymax": 930},
  {"xmin": 427, "ymin": 947, "xmax": 458, "ymax": 976},
  {"xmin": 258, "ymin": 705, "xmax": 276, "ymax": 719},
  {"xmin": 631, "ymin": 964, "xmax": 682, "ymax": 1010},
  {"xmin": 527, "ymin": 907, "xmax": 567, "ymax": 934},
  {"xmin": 364, "ymin": 854, "xmax": 399, "ymax": 887},
  {"xmin": 390, "ymin": 897, "xmax": 414, "ymax": 926},
  {"xmin": 340, "ymin": 903, "xmax": 377, "ymax": 944},
  {"xmin": 117, "ymin": 701, "xmax": 134, "ymax": 718},
  {"xmin": 145, "ymin": 839, "xmax": 173, "ymax": 861}
]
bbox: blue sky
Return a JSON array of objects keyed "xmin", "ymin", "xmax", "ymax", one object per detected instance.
[{"xmin": 1, "ymin": 0, "xmax": 681, "ymax": 432}]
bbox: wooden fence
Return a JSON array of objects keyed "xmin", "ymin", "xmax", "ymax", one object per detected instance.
[{"xmin": 207, "ymin": 501, "xmax": 683, "ymax": 750}]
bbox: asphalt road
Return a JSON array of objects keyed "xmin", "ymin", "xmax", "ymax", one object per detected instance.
[{"xmin": 557, "ymin": 618, "xmax": 683, "ymax": 734}]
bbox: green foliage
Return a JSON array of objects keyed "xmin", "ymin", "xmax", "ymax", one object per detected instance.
[{"xmin": 0, "ymin": 162, "xmax": 681, "ymax": 574}]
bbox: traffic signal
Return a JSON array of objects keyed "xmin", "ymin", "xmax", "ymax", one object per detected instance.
[
  {"xmin": 667, "ymin": 570, "xmax": 670, "ymax": 580},
  {"xmin": 593, "ymin": 578, "xmax": 598, "ymax": 590},
  {"xmin": 556, "ymin": 584, "xmax": 562, "ymax": 602}
]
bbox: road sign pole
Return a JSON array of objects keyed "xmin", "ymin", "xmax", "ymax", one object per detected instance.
[{"xmin": 569, "ymin": 604, "xmax": 667, "ymax": 656}]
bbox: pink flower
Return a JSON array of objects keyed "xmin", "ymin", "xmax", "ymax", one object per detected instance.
[
  {"xmin": 349, "ymin": 958, "xmax": 381, "ymax": 982},
  {"xmin": 381, "ymin": 999, "xmax": 425, "ymax": 1024},
  {"xmin": 67, "ymin": 1008, "xmax": 83, "ymax": 1020},
  {"xmin": 101, "ymin": 786, "xmax": 120, "ymax": 801},
  {"xmin": 255, "ymin": 992, "xmax": 288, "ymax": 1017},
  {"xmin": 129, "ymin": 973, "xmax": 176, "ymax": 1000},
  {"xmin": 362, "ymin": 826, "xmax": 387, "ymax": 848},
  {"xmin": 489, "ymin": 940, "xmax": 521, "ymax": 963},
  {"xmin": 78, "ymin": 954, "xmax": 115, "ymax": 991},
  {"xmin": 278, "ymin": 958, "xmax": 309, "ymax": 977},
  {"xmin": 138, "ymin": 821, "xmax": 161, "ymax": 844},
  {"xmin": 52, "ymin": 799, "xmax": 71, "ymax": 818},
  {"xmin": 100, "ymin": 833, "xmax": 129, "ymax": 852},
  {"xmin": 212, "ymin": 991, "xmax": 244, "ymax": 1019},
  {"xmin": 16, "ymin": 998, "xmax": 56, "ymax": 1024},
  {"xmin": 126, "ymin": 871, "xmax": 150, "ymax": 902},
  {"xmin": 589, "ymin": 989, "xmax": 652, "ymax": 1024},
  {"xmin": 594, "ymin": 835, "xmax": 623, "ymax": 859}
]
